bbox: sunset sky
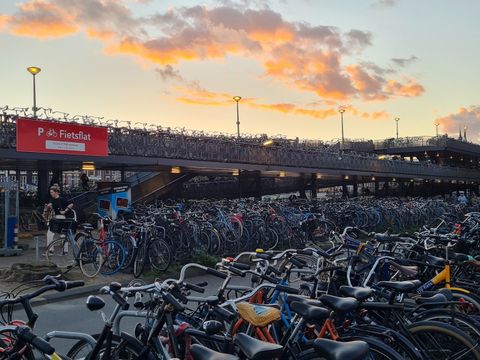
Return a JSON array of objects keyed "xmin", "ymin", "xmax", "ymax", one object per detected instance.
[{"xmin": 1, "ymin": 0, "xmax": 479, "ymax": 141}]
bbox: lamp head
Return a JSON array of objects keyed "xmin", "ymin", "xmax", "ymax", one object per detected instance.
[
  {"xmin": 339, "ymin": 108, "xmax": 345, "ymax": 114},
  {"xmin": 233, "ymin": 96, "xmax": 242, "ymax": 102},
  {"xmin": 27, "ymin": 66, "xmax": 41, "ymax": 75}
]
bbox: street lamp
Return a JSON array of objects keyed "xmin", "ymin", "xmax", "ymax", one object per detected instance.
[
  {"xmin": 339, "ymin": 108, "xmax": 345, "ymax": 145},
  {"xmin": 27, "ymin": 66, "xmax": 41, "ymax": 118},
  {"xmin": 233, "ymin": 96, "xmax": 242, "ymax": 138},
  {"xmin": 395, "ymin": 117, "xmax": 400, "ymax": 139},
  {"xmin": 434, "ymin": 121, "xmax": 440, "ymax": 137}
]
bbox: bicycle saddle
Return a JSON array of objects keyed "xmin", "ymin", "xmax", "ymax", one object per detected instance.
[
  {"xmin": 389, "ymin": 261, "xmax": 418, "ymax": 279},
  {"xmin": 290, "ymin": 301, "xmax": 330, "ymax": 321},
  {"xmin": 415, "ymin": 293, "xmax": 448, "ymax": 307},
  {"xmin": 376, "ymin": 280, "xmax": 419, "ymax": 293},
  {"xmin": 190, "ymin": 344, "xmax": 239, "ymax": 360},
  {"xmin": 234, "ymin": 333, "xmax": 283, "ymax": 360},
  {"xmin": 285, "ymin": 294, "xmax": 310, "ymax": 304},
  {"xmin": 426, "ymin": 254, "xmax": 446, "ymax": 267},
  {"xmin": 339, "ymin": 286, "xmax": 373, "ymax": 301},
  {"xmin": 374, "ymin": 234, "xmax": 401, "ymax": 242},
  {"xmin": 319, "ymin": 295, "xmax": 358, "ymax": 313},
  {"xmin": 453, "ymin": 252, "xmax": 470, "ymax": 263},
  {"xmin": 79, "ymin": 223, "xmax": 94, "ymax": 231},
  {"xmin": 313, "ymin": 339, "xmax": 370, "ymax": 360},
  {"xmin": 420, "ymin": 288, "xmax": 453, "ymax": 301}
]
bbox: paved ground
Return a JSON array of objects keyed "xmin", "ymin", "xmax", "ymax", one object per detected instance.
[
  {"xmin": 10, "ymin": 273, "xmax": 252, "ymax": 356},
  {"xmin": 0, "ymin": 232, "xmax": 135, "ymax": 292}
]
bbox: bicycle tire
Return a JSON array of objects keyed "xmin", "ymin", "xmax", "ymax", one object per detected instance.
[
  {"xmin": 450, "ymin": 290, "xmax": 480, "ymax": 314},
  {"xmin": 148, "ymin": 239, "xmax": 172, "ymax": 273},
  {"xmin": 133, "ymin": 242, "xmax": 147, "ymax": 278},
  {"xmin": 66, "ymin": 333, "xmax": 156, "ymax": 360},
  {"xmin": 413, "ymin": 308, "xmax": 480, "ymax": 344},
  {"xmin": 45, "ymin": 237, "xmax": 76, "ymax": 269},
  {"xmin": 407, "ymin": 320, "xmax": 480, "ymax": 360},
  {"xmin": 79, "ymin": 239, "xmax": 104, "ymax": 278},
  {"xmin": 100, "ymin": 240, "xmax": 126, "ymax": 276},
  {"xmin": 120, "ymin": 235, "xmax": 135, "ymax": 269}
]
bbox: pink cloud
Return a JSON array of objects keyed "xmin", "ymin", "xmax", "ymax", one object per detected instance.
[{"xmin": 435, "ymin": 106, "xmax": 480, "ymax": 141}]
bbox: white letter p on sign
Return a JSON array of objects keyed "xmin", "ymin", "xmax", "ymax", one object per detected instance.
[{"xmin": 37, "ymin": 127, "xmax": 44, "ymax": 136}]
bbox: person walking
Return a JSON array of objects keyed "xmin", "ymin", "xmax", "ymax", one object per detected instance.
[
  {"xmin": 80, "ymin": 173, "xmax": 89, "ymax": 191},
  {"xmin": 44, "ymin": 185, "xmax": 74, "ymax": 254}
]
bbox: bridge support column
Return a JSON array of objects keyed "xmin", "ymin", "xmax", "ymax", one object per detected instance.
[
  {"xmin": 398, "ymin": 180, "xmax": 406, "ymax": 197},
  {"xmin": 310, "ymin": 174, "xmax": 317, "ymax": 198},
  {"xmin": 342, "ymin": 180, "xmax": 349, "ymax": 198},
  {"xmin": 374, "ymin": 180, "xmax": 380, "ymax": 197},
  {"xmin": 299, "ymin": 179, "xmax": 307, "ymax": 199},
  {"xmin": 254, "ymin": 172, "xmax": 262, "ymax": 199},
  {"xmin": 383, "ymin": 180, "xmax": 389, "ymax": 196},
  {"xmin": 37, "ymin": 169, "xmax": 49, "ymax": 204},
  {"xmin": 121, "ymin": 167, "xmax": 125, "ymax": 182},
  {"xmin": 422, "ymin": 180, "xmax": 429, "ymax": 197},
  {"xmin": 352, "ymin": 176, "xmax": 358, "ymax": 197}
]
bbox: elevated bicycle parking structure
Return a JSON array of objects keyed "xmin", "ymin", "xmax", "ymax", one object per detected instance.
[{"xmin": 1, "ymin": 110, "xmax": 480, "ymax": 202}]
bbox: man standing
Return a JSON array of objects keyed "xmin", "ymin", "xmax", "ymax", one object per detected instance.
[
  {"xmin": 45, "ymin": 185, "xmax": 74, "ymax": 254},
  {"xmin": 80, "ymin": 173, "xmax": 89, "ymax": 191}
]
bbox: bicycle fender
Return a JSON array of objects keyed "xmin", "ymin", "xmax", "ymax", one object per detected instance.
[{"xmin": 447, "ymin": 287, "xmax": 470, "ymax": 294}]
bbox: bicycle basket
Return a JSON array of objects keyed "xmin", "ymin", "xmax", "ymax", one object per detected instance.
[{"xmin": 49, "ymin": 219, "xmax": 76, "ymax": 233}]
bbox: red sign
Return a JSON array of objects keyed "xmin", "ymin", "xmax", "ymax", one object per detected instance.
[{"xmin": 16, "ymin": 118, "xmax": 108, "ymax": 157}]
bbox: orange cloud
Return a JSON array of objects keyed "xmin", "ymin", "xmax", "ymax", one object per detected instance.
[
  {"xmin": 174, "ymin": 85, "xmax": 389, "ymax": 121},
  {"xmin": 86, "ymin": 28, "xmax": 115, "ymax": 40},
  {"xmin": 2, "ymin": 1, "xmax": 424, "ymax": 103},
  {"xmin": 385, "ymin": 80, "xmax": 424, "ymax": 97},
  {"xmin": 250, "ymin": 102, "xmax": 296, "ymax": 114},
  {"xmin": 8, "ymin": 0, "xmax": 78, "ymax": 38},
  {"xmin": 294, "ymin": 108, "xmax": 337, "ymax": 119},
  {"xmin": 0, "ymin": 15, "xmax": 10, "ymax": 30}
]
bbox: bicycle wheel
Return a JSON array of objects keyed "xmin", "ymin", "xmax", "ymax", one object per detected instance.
[
  {"xmin": 79, "ymin": 239, "xmax": 104, "ymax": 278},
  {"xmin": 450, "ymin": 290, "xmax": 480, "ymax": 314},
  {"xmin": 100, "ymin": 241, "xmax": 126, "ymax": 276},
  {"xmin": 45, "ymin": 237, "xmax": 76, "ymax": 269},
  {"xmin": 120, "ymin": 235, "xmax": 135, "ymax": 269},
  {"xmin": 149, "ymin": 239, "xmax": 172, "ymax": 273},
  {"xmin": 413, "ymin": 308, "xmax": 480, "ymax": 345},
  {"xmin": 66, "ymin": 334, "xmax": 119, "ymax": 359},
  {"xmin": 407, "ymin": 320, "xmax": 480, "ymax": 360},
  {"xmin": 133, "ymin": 242, "xmax": 147, "ymax": 278},
  {"xmin": 265, "ymin": 227, "xmax": 279, "ymax": 250},
  {"xmin": 197, "ymin": 231, "xmax": 211, "ymax": 254}
]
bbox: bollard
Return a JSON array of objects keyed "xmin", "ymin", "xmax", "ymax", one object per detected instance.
[{"xmin": 35, "ymin": 236, "xmax": 40, "ymax": 262}]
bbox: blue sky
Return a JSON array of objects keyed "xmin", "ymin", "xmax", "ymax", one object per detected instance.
[{"xmin": 1, "ymin": 0, "xmax": 479, "ymax": 141}]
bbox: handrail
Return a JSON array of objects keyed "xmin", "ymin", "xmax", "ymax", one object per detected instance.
[{"xmin": 133, "ymin": 173, "xmax": 192, "ymax": 204}]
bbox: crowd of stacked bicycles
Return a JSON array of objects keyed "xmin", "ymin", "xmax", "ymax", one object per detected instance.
[
  {"xmin": 43, "ymin": 197, "xmax": 471, "ymax": 279},
  {"xmin": 4, "ymin": 202, "xmax": 480, "ymax": 359}
]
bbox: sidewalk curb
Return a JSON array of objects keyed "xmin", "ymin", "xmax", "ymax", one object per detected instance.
[{"xmin": 10, "ymin": 266, "xmax": 207, "ymax": 309}]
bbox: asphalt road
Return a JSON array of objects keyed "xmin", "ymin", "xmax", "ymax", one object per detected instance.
[{"xmin": 11, "ymin": 273, "xmax": 254, "ymax": 356}]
